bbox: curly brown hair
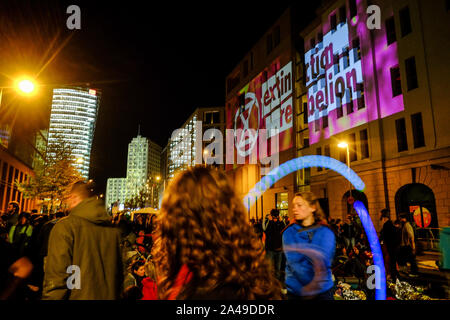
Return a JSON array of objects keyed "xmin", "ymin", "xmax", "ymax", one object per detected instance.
[{"xmin": 152, "ymin": 166, "xmax": 282, "ymax": 300}]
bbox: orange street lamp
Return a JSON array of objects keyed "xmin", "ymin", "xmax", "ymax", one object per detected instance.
[{"xmin": 16, "ymin": 78, "xmax": 36, "ymax": 95}]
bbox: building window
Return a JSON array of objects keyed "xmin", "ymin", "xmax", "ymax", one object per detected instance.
[
  {"xmin": 315, "ymin": 119, "xmax": 320, "ymax": 132},
  {"xmin": 349, "ymin": 0, "xmax": 357, "ymax": 18},
  {"xmin": 303, "ymin": 138, "xmax": 309, "ymax": 148},
  {"xmin": 266, "ymin": 33, "xmax": 273, "ymax": 55},
  {"xmin": 343, "ymin": 47, "xmax": 350, "ymax": 68},
  {"xmin": 411, "ymin": 112, "xmax": 425, "ymax": 148},
  {"xmin": 303, "ymin": 102, "xmax": 308, "ymax": 124},
  {"xmin": 330, "ymin": 13, "xmax": 337, "ymax": 31},
  {"xmin": 333, "ymin": 54, "xmax": 340, "ymax": 73},
  {"xmin": 390, "ymin": 66, "xmax": 402, "ymax": 97},
  {"xmin": 360, "ymin": 129, "xmax": 369, "ymax": 159},
  {"xmin": 395, "ymin": 118, "xmax": 408, "ymax": 152},
  {"xmin": 339, "ymin": 5, "xmax": 346, "ymax": 24},
  {"xmin": 204, "ymin": 111, "xmax": 220, "ymax": 124},
  {"xmin": 352, "ymin": 38, "xmax": 361, "ymax": 62},
  {"xmin": 349, "ymin": 133, "xmax": 357, "ymax": 162},
  {"xmin": 322, "ymin": 115, "xmax": 328, "ymax": 128},
  {"xmin": 243, "ymin": 60, "xmax": 248, "ymax": 78},
  {"xmin": 304, "ymin": 167, "xmax": 311, "ymax": 185},
  {"xmin": 274, "ymin": 25, "xmax": 280, "ymax": 47},
  {"xmin": 316, "ymin": 147, "xmax": 323, "ymax": 171},
  {"xmin": 346, "ymin": 89, "xmax": 354, "ymax": 114},
  {"xmin": 357, "ymin": 83, "xmax": 365, "ymax": 109},
  {"xmin": 399, "ymin": 6, "xmax": 412, "ymax": 37},
  {"xmin": 386, "ymin": 17, "xmax": 397, "ymax": 45},
  {"xmin": 324, "ymin": 145, "xmax": 330, "ymax": 170},
  {"xmin": 405, "ymin": 56, "xmax": 418, "ymax": 91}
]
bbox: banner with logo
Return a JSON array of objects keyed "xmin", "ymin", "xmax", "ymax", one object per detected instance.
[{"xmin": 226, "ymin": 59, "xmax": 293, "ymax": 170}]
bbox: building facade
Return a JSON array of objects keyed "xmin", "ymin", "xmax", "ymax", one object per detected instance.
[
  {"xmin": 0, "ymin": 145, "xmax": 36, "ymax": 212},
  {"xmin": 167, "ymin": 107, "xmax": 225, "ymax": 180},
  {"xmin": 298, "ymin": 0, "xmax": 450, "ymax": 230},
  {"xmin": 225, "ymin": 8, "xmax": 301, "ymax": 221},
  {"xmin": 224, "ymin": 0, "xmax": 450, "ymax": 231},
  {"xmin": 47, "ymin": 87, "xmax": 101, "ymax": 180},
  {"xmin": 106, "ymin": 134, "xmax": 162, "ymax": 210},
  {"xmin": 105, "ymin": 177, "xmax": 127, "ymax": 211}
]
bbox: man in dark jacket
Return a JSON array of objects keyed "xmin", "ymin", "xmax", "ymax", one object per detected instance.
[
  {"xmin": 42, "ymin": 181, "xmax": 124, "ymax": 300},
  {"xmin": 379, "ymin": 209, "xmax": 399, "ymax": 280},
  {"xmin": 263, "ymin": 209, "xmax": 285, "ymax": 281}
]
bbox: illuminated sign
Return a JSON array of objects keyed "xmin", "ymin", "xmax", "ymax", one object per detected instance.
[
  {"xmin": 226, "ymin": 59, "xmax": 293, "ymax": 168},
  {"xmin": 305, "ymin": 7, "xmax": 404, "ymax": 144},
  {"xmin": 305, "ymin": 23, "xmax": 363, "ymax": 128},
  {"xmin": 89, "ymin": 89, "xmax": 96, "ymax": 96}
]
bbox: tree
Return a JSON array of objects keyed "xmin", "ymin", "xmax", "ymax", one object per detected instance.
[
  {"xmin": 124, "ymin": 186, "xmax": 147, "ymax": 210},
  {"xmin": 17, "ymin": 135, "xmax": 83, "ymax": 213}
]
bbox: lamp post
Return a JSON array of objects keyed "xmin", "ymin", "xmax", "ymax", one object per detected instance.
[
  {"xmin": 338, "ymin": 142, "xmax": 352, "ymax": 200},
  {"xmin": 203, "ymin": 149, "xmax": 209, "ymax": 167}
]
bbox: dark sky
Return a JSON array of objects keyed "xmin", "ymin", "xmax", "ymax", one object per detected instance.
[{"xmin": 0, "ymin": 0, "xmax": 320, "ymax": 194}]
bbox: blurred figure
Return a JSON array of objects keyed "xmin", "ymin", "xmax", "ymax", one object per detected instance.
[
  {"xmin": 1, "ymin": 201, "xmax": 20, "ymax": 231},
  {"xmin": 141, "ymin": 259, "xmax": 158, "ymax": 300},
  {"xmin": 42, "ymin": 181, "xmax": 124, "ymax": 300},
  {"xmin": 283, "ymin": 192, "xmax": 336, "ymax": 300},
  {"xmin": 398, "ymin": 213, "xmax": 419, "ymax": 277},
  {"xmin": 153, "ymin": 166, "xmax": 281, "ymax": 300},
  {"xmin": 342, "ymin": 215, "xmax": 356, "ymax": 251},
  {"xmin": 8, "ymin": 212, "xmax": 33, "ymax": 260},
  {"xmin": 379, "ymin": 208, "xmax": 399, "ymax": 280},
  {"xmin": 263, "ymin": 209, "xmax": 285, "ymax": 281}
]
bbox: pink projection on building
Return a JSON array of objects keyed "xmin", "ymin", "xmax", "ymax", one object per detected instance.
[{"xmin": 305, "ymin": 0, "xmax": 404, "ymax": 144}]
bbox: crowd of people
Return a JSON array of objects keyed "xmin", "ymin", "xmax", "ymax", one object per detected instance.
[{"xmin": 0, "ymin": 165, "xmax": 421, "ymax": 300}]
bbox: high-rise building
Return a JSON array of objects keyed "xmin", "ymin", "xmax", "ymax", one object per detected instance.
[
  {"xmin": 47, "ymin": 87, "xmax": 101, "ymax": 179},
  {"xmin": 167, "ymin": 107, "xmax": 224, "ymax": 180},
  {"xmin": 105, "ymin": 134, "xmax": 161, "ymax": 210},
  {"xmin": 105, "ymin": 178, "xmax": 127, "ymax": 212}
]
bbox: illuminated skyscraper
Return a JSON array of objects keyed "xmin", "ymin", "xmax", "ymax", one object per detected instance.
[
  {"xmin": 47, "ymin": 87, "xmax": 100, "ymax": 179},
  {"xmin": 105, "ymin": 134, "xmax": 161, "ymax": 210}
]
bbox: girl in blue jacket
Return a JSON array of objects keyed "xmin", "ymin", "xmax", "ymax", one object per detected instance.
[{"xmin": 282, "ymin": 192, "xmax": 336, "ymax": 300}]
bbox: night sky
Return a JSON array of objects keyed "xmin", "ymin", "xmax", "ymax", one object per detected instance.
[{"xmin": 0, "ymin": 0, "xmax": 319, "ymax": 194}]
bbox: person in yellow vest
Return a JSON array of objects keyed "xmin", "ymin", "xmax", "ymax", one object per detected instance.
[{"xmin": 8, "ymin": 212, "xmax": 33, "ymax": 260}]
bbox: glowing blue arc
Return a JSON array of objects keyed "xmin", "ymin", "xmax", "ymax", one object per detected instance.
[
  {"xmin": 243, "ymin": 155, "xmax": 365, "ymax": 209},
  {"xmin": 353, "ymin": 201, "xmax": 387, "ymax": 300},
  {"xmin": 244, "ymin": 155, "xmax": 386, "ymax": 300}
]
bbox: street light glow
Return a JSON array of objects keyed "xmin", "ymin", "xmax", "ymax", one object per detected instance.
[
  {"xmin": 17, "ymin": 79, "xmax": 36, "ymax": 94},
  {"xmin": 156, "ymin": 176, "xmax": 161, "ymax": 181},
  {"xmin": 338, "ymin": 142, "xmax": 348, "ymax": 148}
]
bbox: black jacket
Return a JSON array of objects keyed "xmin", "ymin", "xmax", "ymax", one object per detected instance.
[{"xmin": 264, "ymin": 219, "xmax": 285, "ymax": 251}]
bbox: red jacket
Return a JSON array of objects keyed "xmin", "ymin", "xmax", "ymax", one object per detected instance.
[{"xmin": 141, "ymin": 277, "xmax": 158, "ymax": 300}]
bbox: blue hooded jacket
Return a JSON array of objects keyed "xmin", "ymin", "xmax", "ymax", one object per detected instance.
[{"xmin": 282, "ymin": 223, "xmax": 336, "ymax": 297}]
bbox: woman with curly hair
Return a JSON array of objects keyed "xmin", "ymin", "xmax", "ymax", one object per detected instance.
[{"xmin": 152, "ymin": 165, "xmax": 282, "ymax": 300}]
